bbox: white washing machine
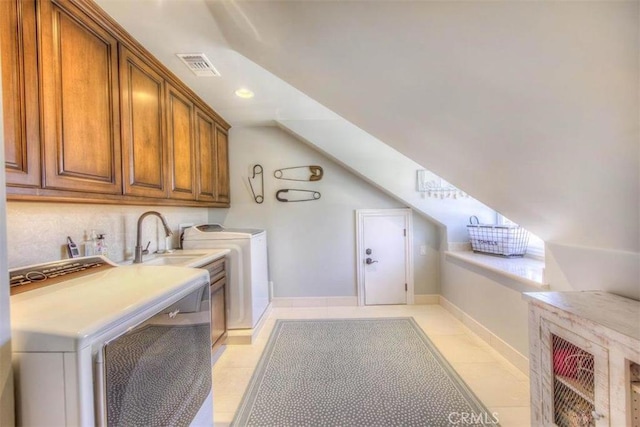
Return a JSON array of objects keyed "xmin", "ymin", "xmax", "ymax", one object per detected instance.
[{"xmin": 183, "ymin": 224, "xmax": 269, "ymax": 330}]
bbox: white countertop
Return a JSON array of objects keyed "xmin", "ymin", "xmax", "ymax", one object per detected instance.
[{"xmin": 10, "ymin": 249, "xmax": 229, "ymax": 353}]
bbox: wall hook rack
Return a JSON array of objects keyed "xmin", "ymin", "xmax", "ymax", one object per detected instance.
[
  {"xmin": 248, "ymin": 164, "xmax": 264, "ymax": 204},
  {"xmin": 416, "ymin": 170, "xmax": 468, "ymax": 199},
  {"xmin": 274, "ymin": 165, "xmax": 323, "ymax": 182},
  {"xmin": 276, "ymin": 189, "xmax": 321, "ymax": 202}
]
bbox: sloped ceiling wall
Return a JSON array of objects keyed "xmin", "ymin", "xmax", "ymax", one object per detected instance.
[
  {"xmin": 94, "ymin": 0, "xmax": 639, "ymax": 296},
  {"xmin": 208, "ymin": 1, "xmax": 639, "ymax": 255}
]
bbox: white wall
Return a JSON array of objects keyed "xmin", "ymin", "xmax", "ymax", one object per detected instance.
[
  {"xmin": 209, "ymin": 126, "xmax": 441, "ymax": 298},
  {"xmin": 441, "ymin": 257, "xmax": 530, "ymax": 356},
  {"xmin": 213, "ymin": 1, "xmax": 640, "ymax": 300},
  {"xmin": 6, "ymin": 204, "xmax": 208, "ymax": 267},
  {"xmin": 277, "ymin": 119, "xmax": 496, "ymax": 244},
  {"xmin": 544, "ymin": 243, "xmax": 639, "ymax": 300}
]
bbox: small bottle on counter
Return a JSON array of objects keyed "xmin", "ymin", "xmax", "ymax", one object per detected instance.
[
  {"xmin": 96, "ymin": 234, "xmax": 109, "ymax": 258},
  {"xmin": 84, "ymin": 229, "xmax": 98, "ymax": 256}
]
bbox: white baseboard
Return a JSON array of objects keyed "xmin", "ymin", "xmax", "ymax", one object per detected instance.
[
  {"xmin": 271, "ymin": 296, "xmax": 358, "ymax": 308},
  {"xmin": 327, "ymin": 296, "xmax": 359, "ymax": 307},
  {"xmin": 439, "ymin": 296, "xmax": 464, "ymax": 320},
  {"xmin": 272, "ymin": 295, "xmax": 439, "ymax": 307},
  {"xmin": 413, "ymin": 294, "xmax": 440, "ymax": 305},
  {"xmin": 439, "ymin": 296, "xmax": 529, "ymax": 376},
  {"xmin": 272, "ymin": 295, "xmax": 441, "ymax": 307}
]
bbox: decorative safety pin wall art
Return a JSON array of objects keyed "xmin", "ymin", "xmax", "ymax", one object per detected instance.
[
  {"xmin": 247, "ymin": 164, "xmax": 264, "ymax": 204},
  {"xmin": 276, "ymin": 189, "xmax": 321, "ymax": 203},
  {"xmin": 274, "ymin": 165, "xmax": 323, "ymax": 202},
  {"xmin": 274, "ymin": 165, "xmax": 323, "ymax": 182}
]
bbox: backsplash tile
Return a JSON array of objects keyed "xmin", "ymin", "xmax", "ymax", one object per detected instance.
[{"xmin": 6, "ymin": 202, "xmax": 208, "ymax": 268}]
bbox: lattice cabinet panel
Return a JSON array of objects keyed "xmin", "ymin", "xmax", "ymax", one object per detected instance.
[
  {"xmin": 541, "ymin": 319, "xmax": 609, "ymax": 426},
  {"xmin": 552, "ymin": 334, "xmax": 596, "ymax": 426}
]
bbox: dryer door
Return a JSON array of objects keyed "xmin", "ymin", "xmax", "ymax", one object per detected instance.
[{"xmin": 100, "ymin": 283, "xmax": 211, "ymax": 426}]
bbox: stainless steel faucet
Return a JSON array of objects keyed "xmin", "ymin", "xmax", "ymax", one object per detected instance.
[{"xmin": 134, "ymin": 211, "xmax": 173, "ymax": 264}]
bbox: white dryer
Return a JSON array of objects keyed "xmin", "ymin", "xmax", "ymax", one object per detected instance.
[{"xmin": 182, "ymin": 224, "xmax": 269, "ymax": 330}]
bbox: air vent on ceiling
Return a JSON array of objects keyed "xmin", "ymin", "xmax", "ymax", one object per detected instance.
[{"xmin": 176, "ymin": 53, "xmax": 220, "ymax": 77}]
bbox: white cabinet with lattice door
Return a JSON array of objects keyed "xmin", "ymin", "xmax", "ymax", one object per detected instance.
[{"xmin": 524, "ymin": 291, "xmax": 640, "ymax": 427}]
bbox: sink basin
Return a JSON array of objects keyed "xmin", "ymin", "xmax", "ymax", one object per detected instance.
[
  {"xmin": 142, "ymin": 253, "xmax": 209, "ymax": 266},
  {"xmin": 120, "ymin": 249, "xmax": 228, "ymax": 267},
  {"xmin": 157, "ymin": 252, "xmax": 209, "ymax": 258},
  {"xmin": 143, "ymin": 257, "xmax": 197, "ymax": 266}
]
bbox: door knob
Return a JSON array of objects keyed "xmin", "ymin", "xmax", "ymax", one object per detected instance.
[{"xmin": 365, "ymin": 258, "xmax": 378, "ymax": 265}]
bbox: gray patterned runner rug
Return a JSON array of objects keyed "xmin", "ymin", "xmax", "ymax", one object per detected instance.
[{"xmin": 231, "ymin": 318, "xmax": 499, "ymax": 426}]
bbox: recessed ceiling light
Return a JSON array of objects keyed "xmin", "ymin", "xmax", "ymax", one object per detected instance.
[{"xmin": 235, "ymin": 88, "xmax": 254, "ymax": 99}]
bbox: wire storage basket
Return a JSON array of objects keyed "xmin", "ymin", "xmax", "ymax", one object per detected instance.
[{"xmin": 467, "ymin": 216, "xmax": 529, "ymax": 257}]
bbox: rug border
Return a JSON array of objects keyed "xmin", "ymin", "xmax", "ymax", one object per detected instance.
[{"xmin": 230, "ymin": 317, "xmax": 499, "ymax": 426}]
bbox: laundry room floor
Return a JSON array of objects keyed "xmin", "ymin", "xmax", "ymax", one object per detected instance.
[{"xmin": 212, "ymin": 304, "xmax": 531, "ymax": 427}]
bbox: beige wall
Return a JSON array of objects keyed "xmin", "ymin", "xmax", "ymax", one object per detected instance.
[{"xmin": 209, "ymin": 126, "xmax": 441, "ymax": 298}]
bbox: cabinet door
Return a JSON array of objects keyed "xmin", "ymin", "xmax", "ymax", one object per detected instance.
[
  {"xmin": 39, "ymin": 0, "xmax": 121, "ymax": 194},
  {"xmin": 211, "ymin": 278, "xmax": 226, "ymax": 351},
  {"xmin": 215, "ymin": 126, "xmax": 230, "ymax": 204},
  {"xmin": 540, "ymin": 318, "xmax": 609, "ymax": 426},
  {"xmin": 120, "ymin": 47, "xmax": 167, "ymax": 198},
  {"xmin": 166, "ymin": 84, "xmax": 195, "ymax": 200},
  {"xmin": 194, "ymin": 109, "xmax": 216, "ymax": 202},
  {"xmin": 1, "ymin": 0, "xmax": 40, "ymax": 187}
]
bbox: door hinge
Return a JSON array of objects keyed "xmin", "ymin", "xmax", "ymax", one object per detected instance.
[
  {"xmin": 403, "ymin": 228, "xmax": 406, "ymax": 237},
  {"xmin": 405, "ymin": 283, "xmax": 407, "ymax": 291}
]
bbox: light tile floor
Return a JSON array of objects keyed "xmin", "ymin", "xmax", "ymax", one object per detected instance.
[{"xmin": 212, "ymin": 305, "xmax": 531, "ymax": 426}]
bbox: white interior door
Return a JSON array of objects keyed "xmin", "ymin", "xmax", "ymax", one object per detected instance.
[{"xmin": 357, "ymin": 209, "xmax": 412, "ymax": 305}]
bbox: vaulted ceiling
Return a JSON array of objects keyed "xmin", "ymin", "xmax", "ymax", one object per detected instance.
[{"xmin": 97, "ymin": 0, "xmax": 639, "ymax": 254}]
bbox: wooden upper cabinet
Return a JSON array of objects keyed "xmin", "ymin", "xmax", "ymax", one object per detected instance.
[
  {"xmin": 166, "ymin": 84, "xmax": 196, "ymax": 200},
  {"xmin": 39, "ymin": 0, "xmax": 122, "ymax": 194},
  {"xmin": 1, "ymin": 0, "xmax": 40, "ymax": 188},
  {"xmin": 2, "ymin": 0, "xmax": 231, "ymax": 206},
  {"xmin": 215, "ymin": 126, "xmax": 230, "ymax": 204},
  {"xmin": 119, "ymin": 46, "xmax": 167, "ymax": 198},
  {"xmin": 194, "ymin": 108, "xmax": 217, "ymax": 202}
]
